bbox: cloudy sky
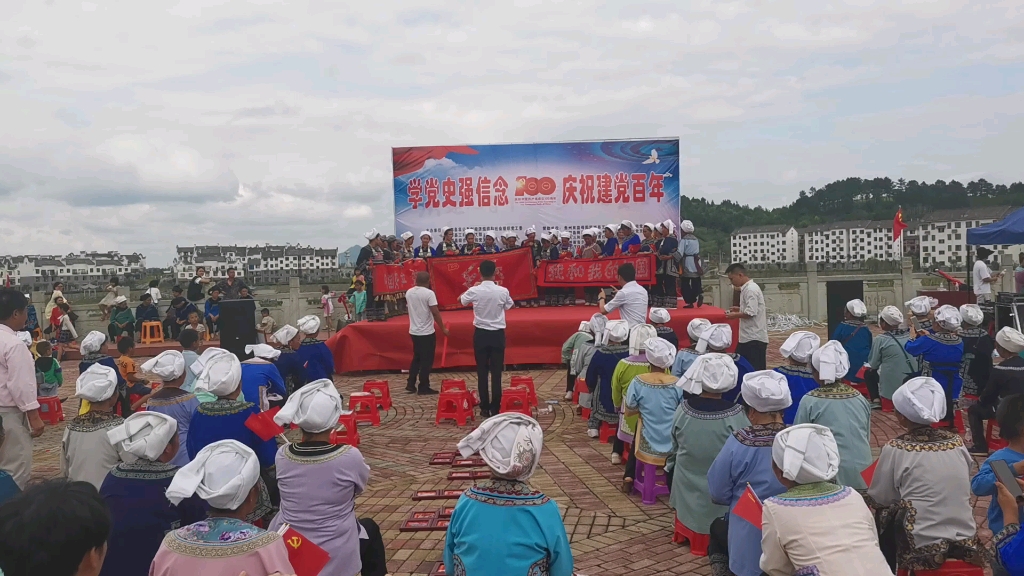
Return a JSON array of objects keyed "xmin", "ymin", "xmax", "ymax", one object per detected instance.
[{"xmin": 2, "ymin": 1, "xmax": 1023, "ymax": 265}]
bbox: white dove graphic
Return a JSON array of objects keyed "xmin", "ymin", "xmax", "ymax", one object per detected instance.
[{"xmin": 642, "ymin": 149, "xmax": 659, "ymax": 164}]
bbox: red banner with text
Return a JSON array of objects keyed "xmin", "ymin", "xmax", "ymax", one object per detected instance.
[
  {"xmin": 427, "ymin": 248, "xmax": 538, "ymax": 310},
  {"xmin": 372, "ymin": 259, "xmax": 428, "ymax": 296},
  {"xmin": 536, "ymin": 253, "xmax": 656, "ymax": 287}
]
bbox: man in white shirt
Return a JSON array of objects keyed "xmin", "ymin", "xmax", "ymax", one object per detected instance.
[
  {"xmin": 459, "ymin": 260, "xmax": 514, "ymax": 417},
  {"xmin": 597, "ymin": 263, "xmax": 649, "ymax": 328},
  {"xmin": 405, "ymin": 272, "xmax": 448, "ymax": 395},
  {"xmin": 724, "ymin": 263, "xmax": 768, "ymax": 370},
  {"xmin": 0, "ymin": 290, "xmax": 46, "ymax": 488},
  {"xmin": 973, "ymin": 247, "xmax": 1001, "ymax": 304}
]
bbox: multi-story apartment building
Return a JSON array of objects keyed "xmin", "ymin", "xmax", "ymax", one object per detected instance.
[{"xmin": 729, "ymin": 225, "xmax": 799, "ymax": 264}]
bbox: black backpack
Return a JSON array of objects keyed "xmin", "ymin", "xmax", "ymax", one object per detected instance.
[{"xmin": 187, "ymin": 276, "xmax": 203, "ymax": 301}]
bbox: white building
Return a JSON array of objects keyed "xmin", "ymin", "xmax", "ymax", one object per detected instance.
[
  {"xmin": 730, "ymin": 225, "xmax": 799, "ymax": 265},
  {"xmin": 173, "ymin": 245, "xmax": 342, "ymax": 284},
  {"xmin": 799, "ymin": 220, "xmax": 897, "ymax": 264},
  {"xmin": 915, "ymin": 206, "xmax": 1021, "ymax": 268},
  {"xmin": 0, "ymin": 251, "xmax": 146, "ymax": 289}
]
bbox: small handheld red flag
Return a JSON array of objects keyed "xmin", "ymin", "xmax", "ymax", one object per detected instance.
[
  {"xmin": 732, "ymin": 484, "xmax": 763, "ymax": 529},
  {"xmin": 861, "ymin": 459, "xmax": 879, "ymax": 486},
  {"xmin": 244, "ymin": 406, "xmax": 285, "ymax": 441},
  {"xmin": 278, "ymin": 524, "xmax": 330, "ymax": 576}
]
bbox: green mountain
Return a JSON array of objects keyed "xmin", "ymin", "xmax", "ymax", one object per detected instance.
[{"xmin": 684, "ymin": 177, "xmax": 1024, "ymax": 261}]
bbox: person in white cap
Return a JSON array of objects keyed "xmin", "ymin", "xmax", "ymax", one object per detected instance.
[
  {"xmin": 669, "ymin": 353, "xmax": 750, "ymax": 550},
  {"xmin": 0, "ymin": 289, "xmax": 46, "ymax": 488},
  {"xmin": 271, "ymin": 323, "xmax": 309, "ymax": 393},
  {"xmin": 654, "ymin": 220, "xmax": 679, "ymax": 308},
  {"xmin": 688, "ymin": 323, "xmax": 754, "ymax": 404},
  {"xmin": 648, "ymin": 307, "xmax": 678, "ymax": 348},
  {"xmin": 707, "ymin": 370, "xmax": 791, "ymax": 576},
  {"xmin": 618, "ymin": 220, "xmax": 641, "ymax": 254},
  {"xmin": 671, "ymin": 318, "xmax": 711, "ymax": 377},
  {"xmin": 957, "ymin": 303, "xmax": 993, "ymax": 407},
  {"xmin": 724, "ymin": 263, "xmax": 768, "ymax": 370},
  {"xmin": 830, "ymin": 298, "xmax": 872, "ymax": 386},
  {"xmin": 460, "ymin": 229, "xmax": 480, "ymax": 255},
  {"xmin": 99, "ymin": 411, "xmax": 206, "ymax": 576},
  {"xmin": 153, "ymin": 440, "xmax": 295, "ymax": 576},
  {"xmin": 774, "ymin": 331, "xmax": 820, "ymax": 424},
  {"xmin": 585, "ymin": 320, "xmax": 631, "ymax": 438},
  {"xmin": 556, "ymin": 230, "xmax": 573, "ymax": 258},
  {"xmin": 481, "ymin": 230, "xmax": 501, "ymax": 254},
  {"xmin": 640, "ymin": 222, "xmax": 658, "ymax": 252},
  {"xmin": 679, "ymin": 219, "xmax": 703, "ymax": 308},
  {"xmin": 905, "ymin": 295, "xmax": 934, "ymax": 333},
  {"xmin": 571, "ymin": 315, "xmax": 605, "ymax": 411},
  {"xmin": 141, "ymin": 350, "xmax": 200, "ymax": 467},
  {"xmin": 240, "ymin": 344, "xmax": 287, "ymax": 413},
  {"xmin": 414, "ymin": 230, "xmax": 435, "ymax": 259},
  {"xmin": 795, "ymin": 340, "xmax": 872, "ymax": 489},
  {"xmin": 760, "ymin": 424, "xmax": 894, "ymax": 576},
  {"xmin": 865, "ymin": 306, "xmax": 918, "ymax": 411},
  {"xmin": 447, "ymin": 413, "xmax": 573, "ymax": 576},
  {"xmin": 106, "ymin": 294, "xmax": 135, "ymax": 341},
  {"xmin": 293, "ymin": 314, "xmax": 335, "ymax": 383},
  {"xmin": 622, "ymin": 337, "xmax": 681, "ymax": 488},
  {"xmin": 436, "ymin": 226, "xmax": 460, "ymax": 256},
  {"xmin": 577, "ymin": 229, "xmax": 603, "ymax": 305},
  {"xmin": 269, "ymin": 379, "xmax": 387, "ymax": 576},
  {"xmin": 967, "ymin": 326, "xmax": 1024, "ymax": 455},
  {"xmin": 62, "ymin": 364, "xmax": 134, "ymax": 489},
  {"xmin": 400, "ymin": 230, "xmax": 415, "ymax": 260},
  {"xmin": 77, "ymin": 330, "xmax": 129, "ymax": 416},
  {"xmin": 905, "ymin": 304, "xmax": 964, "ymax": 428},
  {"xmin": 561, "ymin": 320, "xmax": 594, "ymax": 400},
  {"xmin": 866, "ymin": 377, "xmax": 981, "ymax": 572}
]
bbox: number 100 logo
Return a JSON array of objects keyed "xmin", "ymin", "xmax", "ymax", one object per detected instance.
[{"xmin": 515, "ymin": 176, "xmax": 556, "ymax": 196}]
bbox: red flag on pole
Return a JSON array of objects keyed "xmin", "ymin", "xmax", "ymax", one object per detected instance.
[
  {"xmin": 278, "ymin": 524, "xmax": 330, "ymax": 576},
  {"xmin": 861, "ymin": 459, "xmax": 879, "ymax": 486},
  {"xmin": 732, "ymin": 483, "xmax": 763, "ymax": 529},
  {"xmin": 893, "ymin": 207, "xmax": 907, "ymax": 241}
]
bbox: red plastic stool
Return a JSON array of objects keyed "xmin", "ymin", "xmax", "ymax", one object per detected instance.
[
  {"xmin": 436, "ymin": 390, "xmax": 474, "ymax": 426},
  {"xmin": 510, "ymin": 376, "xmax": 538, "ymax": 407},
  {"xmin": 599, "ymin": 421, "xmax": 617, "ymax": 444},
  {"xmin": 846, "ymin": 380, "xmax": 869, "ymax": 398},
  {"xmin": 881, "ymin": 397, "xmax": 894, "ymax": 412},
  {"xmin": 672, "ymin": 518, "xmax": 710, "ymax": 556},
  {"xmin": 362, "ymin": 380, "xmax": 392, "ymax": 411},
  {"xmin": 441, "ymin": 379, "xmax": 467, "ymax": 393},
  {"xmin": 348, "ymin": 392, "xmax": 381, "ymax": 426},
  {"xmin": 38, "ymin": 396, "xmax": 63, "ymax": 425},
  {"xmin": 622, "ymin": 442, "xmax": 631, "ymax": 460},
  {"xmin": 987, "ymin": 420, "xmax": 1009, "ymax": 451},
  {"xmin": 581, "ymin": 406, "xmax": 591, "ymax": 419},
  {"xmin": 330, "ymin": 412, "xmax": 361, "ymax": 447},
  {"xmin": 895, "ymin": 559, "xmax": 984, "ymax": 575},
  {"xmin": 954, "ymin": 410, "xmax": 966, "ymax": 434},
  {"xmin": 499, "ymin": 387, "xmax": 532, "ymax": 416},
  {"xmin": 572, "ymin": 378, "xmax": 587, "ymax": 405}
]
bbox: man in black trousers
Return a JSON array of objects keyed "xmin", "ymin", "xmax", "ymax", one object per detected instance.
[
  {"xmin": 459, "ymin": 260, "xmax": 514, "ymax": 417},
  {"xmin": 405, "ymin": 272, "xmax": 448, "ymax": 395}
]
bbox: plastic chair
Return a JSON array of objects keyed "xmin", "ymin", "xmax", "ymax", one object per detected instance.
[
  {"xmin": 632, "ymin": 461, "xmax": 670, "ymax": 505},
  {"xmin": 348, "ymin": 392, "xmax": 381, "ymax": 426},
  {"xmin": 436, "ymin": 390, "xmax": 474, "ymax": 426},
  {"xmin": 441, "ymin": 379, "xmax": 467, "ymax": 393},
  {"xmin": 599, "ymin": 421, "xmax": 617, "ymax": 444},
  {"xmin": 672, "ymin": 518, "xmax": 709, "ymax": 557},
  {"xmin": 880, "ymin": 397, "xmax": 894, "ymax": 413},
  {"xmin": 139, "ymin": 321, "xmax": 163, "ymax": 344},
  {"xmin": 38, "ymin": 396, "xmax": 64, "ymax": 425},
  {"xmin": 330, "ymin": 411, "xmax": 361, "ymax": 447},
  {"xmin": 987, "ymin": 420, "xmax": 1009, "ymax": 451},
  {"xmin": 499, "ymin": 387, "xmax": 532, "ymax": 416},
  {"xmin": 572, "ymin": 378, "xmax": 587, "ymax": 405},
  {"xmin": 510, "ymin": 376, "xmax": 538, "ymax": 407},
  {"xmin": 895, "ymin": 559, "xmax": 984, "ymax": 575},
  {"xmin": 362, "ymin": 380, "xmax": 392, "ymax": 411}
]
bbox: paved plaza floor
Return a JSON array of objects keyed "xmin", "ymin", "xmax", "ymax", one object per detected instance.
[{"xmin": 30, "ymin": 326, "xmax": 997, "ymax": 575}]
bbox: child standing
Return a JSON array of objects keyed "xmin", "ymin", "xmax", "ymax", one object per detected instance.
[
  {"xmin": 178, "ymin": 329, "xmax": 202, "ymax": 393},
  {"xmin": 352, "ymin": 278, "xmax": 367, "ymax": 322},
  {"xmin": 184, "ymin": 311, "xmax": 207, "ymax": 341},
  {"xmin": 145, "ymin": 279, "xmax": 162, "ymax": 307},
  {"xmin": 114, "ymin": 338, "xmax": 152, "ymax": 410},
  {"xmin": 257, "ymin": 308, "xmax": 276, "ymax": 343},
  {"xmin": 321, "ymin": 285, "xmax": 336, "ymax": 335},
  {"xmin": 34, "ymin": 340, "xmax": 63, "ymax": 399},
  {"xmin": 54, "ymin": 302, "xmax": 78, "ymax": 361}
]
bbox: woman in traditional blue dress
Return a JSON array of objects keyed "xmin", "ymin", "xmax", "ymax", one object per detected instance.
[
  {"xmin": 294, "ymin": 315, "xmax": 334, "ymax": 385},
  {"xmin": 241, "ymin": 344, "xmax": 287, "ymax": 412},
  {"xmin": 141, "ymin": 350, "xmax": 199, "ymax": 466},
  {"xmin": 905, "ymin": 304, "xmax": 964, "ymax": 428},
  {"xmin": 99, "ymin": 412, "xmax": 206, "ymax": 576},
  {"xmin": 585, "ymin": 320, "xmax": 630, "ymax": 437},
  {"xmin": 445, "ymin": 413, "xmax": 574, "ymax": 576},
  {"xmin": 618, "ymin": 220, "xmax": 641, "ymax": 254},
  {"xmin": 830, "ymin": 299, "xmax": 873, "ymax": 384},
  {"xmin": 413, "ymin": 231, "xmax": 436, "ymax": 259},
  {"xmin": 692, "ymin": 323, "xmax": 753, "ymax": 404},
  {"xmin": 774, "ymin": 331, "xmax": 820, "ymax": 424},
  {"xmin": 707, "ymin": 370, "xmax": 790, "ymax": 576},
  {"xmin": 272, "ymin": 324, "xmax": 308, "ymax": 393},
  {"xmin": 672, "ymin": 318, "xmax": 710, "ymax": 378}
]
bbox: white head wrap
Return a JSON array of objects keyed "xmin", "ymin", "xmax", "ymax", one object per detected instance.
[
  {"xmin": 934, "ymin": 305, "xmax": 962, "ymax": 331},
  {"xmin": 140, "ymin": 350, "xmax": 185, "ymax": 381},
  {"xmin": 577, "ymin": 321, "xmax": 592, "ymax": 334},
  {"xmin": 507, "ymin": 230, "xmax": 519, "ymax": 239},
  {"xmin": 582, "ymin": 228, "xmax": 596, "ymax": 238},
  {"xmin": 190, "ymin": 346, "xmax": 228, "ymax": 375},
  {"xmin": 960, "ymin": 304, "xmax": 984, "ymax": 326},
  {"xmin": 620, "ymin": 220, "xmax": 636, "ymax": 234},
  {"xmin": 604, "ymin": 224, "xmax": 616, "ymax": 234},
  {"xmin": 485, "ymin": 231, "xmax": 497, "ymax": 240},
  {"xmin": 76, "ymin": 363, "xmax": 118, "ymax": 402},
  {"xmin": 272, "ymin": 324, "xmax": 298, "ymax": 345},
  {"xmin": 81, "ymin": 331, "xmax": 107, "ymax": 354},
  {"xmin": 696, "ymin": 323, "xmax": 732, "ymax": 353},
  {"xmin": 892, "ymin": 377, "xmax": 946, "ymax": 425},
  {"xmin": 420, "ymin": 230, "xmax": 432, "ymax": 240},
  {"xmin": 997, "ymin": 327, "xmax": 1024, "ymax": 353},
  {"xmin": 879, "ymin": 305, "xmax": 904, "ymax": 327},
  {"xmin": 525, "ymin": 226, "xmax": 536, "ymax": 235},
  {"xmin": 846, "ymin": 299, "xmax": 867, "ymax": 318},
  {"xmin": 363, "ymin": 228, "xmax": 379, "ymax": 241},
  {"xmin": 166, "ymin": 440, "xmax": 260, "ymax": 510},
  {"xmin": 678, "ymin": 353, "xmax": 738, "ymax": 395},
  {"xmin": 628, "ymin": 324, "xmax": 658, "ymax": 355},
  {"xmin": 687, "ymin": 318, "xmax": 711, "ymax": 342},
  {"xmin": 245, "ymin": 344, "xmax": 281, "ymax": 360},
  {"xmin": 590, "ymin": 314, "xmax": 608, "ymax": 346},
  {"xmin": 400, "ymin": 231, "xmax": 414, "ymax": 241},
  {"xmin": 559, "ymin": 231, "xmax": 570, "ymax": 240},
  {"xmin": 606, "ymin": 320, "xmax": 629, "ymax": 344},
  {"xmin": 113, "ymin": 295, "xmax": 127, "ymax": 305},
  {"xmin": 742, "ymin": 371, "xmax": 793, "ymax": 413},
  {"xmin": 811, "ymin": 341, "xmax": 850, "ymax": 384},
  {"xmin": 644, "ymin": 338, "xmax": 676, "ymax": 369},
  {"xmin": 193, "ymin": 350, "xmax": 242, "ymax": 397},
  {"xmin": 779, "ymin": 331, "xmax": 820, "ymax": 364},
  {"xmin": 297, "ymin": 315, "xmax": 321, "ymax": 335},
  {"xmin": 649, "ymin": 308, "xmax": 670, "ymax": 324},
  {"xmin": 441, "ymin": 225, "xmax": 453, "ymax": 236},
  {"xmin": 772, "ymin": 424, "xmax": 840, "ymax": 484},
  {"xmin": 906, "ymin": 296, "xmax": 931, "ymax": 316},
  {"xmin": 680, "ymin": 220, "xmax": 695, "ymax": 234},
  {"xmin": 929, "ymin": 297, "xmax": 940, "ymax": 309},
  {"xmin": 273, "ymin": 379, "xmax": 343, "ymax": 433},
  {"xmin": 15, "ymin": 332, "xmax": 31, "ymax": 347},
  {"xmin": 642, "ymin": 222, "xmax": 655, "ymax": 232},
  {"xmin": 661, "ymin": 220, "xmax": 676, "ymax": 236},
  {"xmin": 107, "ymin": 412, "xmax": 178, "ymax": 460},
  {"xmin": 457, "ymin": 413, "xmax": 543, "ymax": 480},
  {"xmin": 463, "ymin": 228, "xmax": 476, "ymax": 238}
]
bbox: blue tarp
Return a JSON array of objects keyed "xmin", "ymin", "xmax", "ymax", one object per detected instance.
[{"xmin": 967, "ymin": 206, "xmax": 1024, "ymax": 245}]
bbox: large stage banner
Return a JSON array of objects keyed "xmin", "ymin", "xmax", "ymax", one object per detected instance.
[
  {"xmin": 536, "ymin": 254, "xmax": 656, "ymax": 287},
  {"xmin": 427, "ymin": 249, "xmax": 538, "ymax": 310},
  {"xmin": 393, "ymin": 139, "xmax": 680, "ymax": 242},
  {"xmin": 371, "ymin": 259, "xmax": 428, "ymax": 296}
]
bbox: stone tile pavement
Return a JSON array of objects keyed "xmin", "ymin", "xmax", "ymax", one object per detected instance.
[{"xmin": 31, "ymin": 327, "xmax": 997, "ymax": 575}]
